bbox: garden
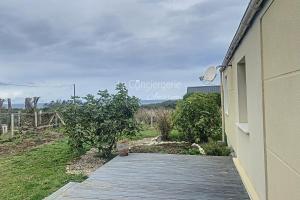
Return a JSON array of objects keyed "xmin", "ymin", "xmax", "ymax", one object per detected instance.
[
  {"xmin": 0, "ymin": 83, "xmax": 230, "ymax": 200},
  {"xmin": 60, "ymin": 83, "xmax": 230, "ymax": 159}
]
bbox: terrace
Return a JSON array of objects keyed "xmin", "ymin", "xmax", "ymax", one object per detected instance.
[{"xmin": 45, "ymin": 153, "xmax": 249, "ymax": 200}]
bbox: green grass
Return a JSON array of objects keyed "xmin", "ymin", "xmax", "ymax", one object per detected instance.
[
  {"xmin": 125, "ymin": 128, "xmax": 183, "ymax": 142},
  {"xmin": 125, "ymin": 128, "xmax": 159, "ymax": 141},
  {"xmin": 0, "ymin": 140, "xmax": 86, "ymax": 200}
]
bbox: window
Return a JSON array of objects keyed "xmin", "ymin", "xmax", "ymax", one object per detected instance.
[
  {"xmin": 237, "ymin": 57, "xmax": 248, "ymax": 123},
  {"xmin": 223, "ymin": 75, "xmax": 229, "ymax": 115}
]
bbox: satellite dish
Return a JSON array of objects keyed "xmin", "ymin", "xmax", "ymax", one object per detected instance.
[{"xmin": 199, "ymin": 66, "xmax": 217, "ymax": 83}]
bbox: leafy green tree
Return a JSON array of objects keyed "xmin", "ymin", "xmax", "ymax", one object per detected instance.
[
  {"xmin": 62, "ymin": 98, "xmax": 88, "ymax": 154},
  {"xmin": 43, "ymin": 100, "xmax": 73, "ymax": 112},
  {"xmin": 173, "ymin": 93, "xmax": 221, "ymax": 143},
  {"xmin": 62, "ymin": 83, "xmax": 140, "ymax": 157}
]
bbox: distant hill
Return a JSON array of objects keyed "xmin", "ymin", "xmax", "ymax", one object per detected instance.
[
  {"xmin": 141, "ymin": 99, "xmax": 179, "ymax": 109},
  {"xmin": 140, "ymin": 100, "xmax": 166, "ymax": 105}
]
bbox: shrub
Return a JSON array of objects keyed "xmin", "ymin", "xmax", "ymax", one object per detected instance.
[
  {"xmin": 210, "ymin": 126, "xmax": 222, "ymax": 141},
  {"xmin": 43, "ymin": 100, "xmax": 72, "ymax": 112},
  {"xmin": 202, "ymin": 141, "xmax": 231, "ymax": 156},
  {"xmin": 182, "ymin": 92, "xmax": 193, "ymax": 100},
  {"xmin": 183, "ymin": 92, "xmax": 221, "ymax": 106},
  {"xmin": 62, "ymin": 101, "xmax": 86, "ymax": 154},
  {"xmin": 155, "ymin": 108, "xmax": 173, "ymax": 141},
  {"xmin": 169, "ymin": 129, "xmax": 185, "ymax": 141},
  {"xmin": 62, "ymin": 83, "xmax": 140, "ymax": 157},
  {"xmin": 172, "ymin": 93, "xmax": 221, "ymax": 143},
  {"xmin": 210, "ymin": 93, "xmax": 221, "ymax": 107}
]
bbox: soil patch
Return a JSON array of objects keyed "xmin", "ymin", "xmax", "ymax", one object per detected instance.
[
  {"xmin": 66, "ymin": 148, "xmax": 109, "ymax": 176},
  {"xmin": 0, "ymin": 131, "xmax": 63, "ymax": 156},
  {"xmin": 130, "ymin": 142, "xmax": 199, "ymax": 155},
  {"xmin": 129, "ymin": 137, "xmax": 154, "ymax": 147}
]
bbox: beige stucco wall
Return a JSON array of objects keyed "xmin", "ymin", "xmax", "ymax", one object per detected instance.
[
  {"xmin": 262, "ymin": 0, "xmax": 300, "ymax": 199},
  {"xmin": 223, "ymin": 0, "xmax": 300, "ymax": 199},
  {"xmin": 223, "ymin": 8, "xmax": 266, "ymax": 199},
  {"xmin": 223, "ymin": 66, "xmax": 237, "ymax": 151}
]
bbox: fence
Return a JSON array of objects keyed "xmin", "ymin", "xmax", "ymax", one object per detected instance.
[{"xmin": 0, "ymin": 111, "xmax": 65, "ymax": 137}]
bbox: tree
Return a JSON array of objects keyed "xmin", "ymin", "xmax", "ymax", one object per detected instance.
[
  {"xmin": 62, "ymin": 83, "xmax": 140, "ymax": 157},
  {"xmin": 172, "ymin": 93, "xmax": 221, "ymax": 143},
  {"xmin": 43, "ymin": 100, "xmax": 70, "ymax": 111}
]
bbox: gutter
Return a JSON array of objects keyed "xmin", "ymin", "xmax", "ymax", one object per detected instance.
[
  {"xmin": 220, "ymin": 70, "xmax": 225, "ymax": 143},
  {"xmin": 222, "ymin": 0, "xmax": 264, "ymax": 67}
]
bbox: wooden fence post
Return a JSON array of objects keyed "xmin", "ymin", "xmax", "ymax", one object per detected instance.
[
  {"xmin": 150, "ymin": 115, "xmax": 153, "ymax": 128},
  {"xmin": 11, "ymin": 113, "xmax": 14, "ymax": 137},
  {"xmin": 55, "ymin": 113, "xmax": 65, "ymax": 126},
  {"xmin": 18, "ymin": 111, "xmax": 21, "ymax": 127},
  {"xmin": 34, "ymin": 112, "xmax": 38, "ymax": 128},
  {"xmin": 39, "ymin": 110, "xmax": 42, "ymax": 126},
  {"xmin": 55, "ymin": 114, "xmax": 58, "ymax": 127}
]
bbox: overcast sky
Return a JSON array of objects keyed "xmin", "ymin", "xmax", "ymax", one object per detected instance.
[{"xmin": 0, "ymin": 0, "xmax": 249, "ymax": 102}]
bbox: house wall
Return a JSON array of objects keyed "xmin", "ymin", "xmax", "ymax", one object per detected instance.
[
  {"xmin": 223, "ymin": 8, "xmax": 266, "ymax": 199},
  {"xmin": 223, "ymin": 66, "xmax": 237, "ymax": 151},
  {"xmin": 261, "ymin": 0, "xmax": 300, "ymax": 199},
  {"xmin": 223, "ymin": 0, "xmax": 300, "ymax": 199}
]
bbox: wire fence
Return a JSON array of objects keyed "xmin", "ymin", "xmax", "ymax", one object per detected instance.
[
  {"xmin": 0, "ymin": 81, "xmax": 73, "ymax": 138},
  {"xmin": 0, "ymin": 111, "xmax": 64, "ymax": 137}
]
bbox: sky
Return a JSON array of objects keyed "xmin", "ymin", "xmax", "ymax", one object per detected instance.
[{"xmin": 0, "ymin": 0, "xmax": 249, "ymax": 103}]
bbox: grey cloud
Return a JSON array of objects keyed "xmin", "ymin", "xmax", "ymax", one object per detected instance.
[
  {"xmin": 19, "ymin": 20, "xmax": 60, "ymax": 47},
  {"xmin": 0, "ymin": 0, "xmax": 249, "ymax": 101}
]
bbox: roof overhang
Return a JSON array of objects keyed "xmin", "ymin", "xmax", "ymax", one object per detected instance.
[{"xmin": 222, "ymin": 0, "xmax": 265, "ymax": 69}]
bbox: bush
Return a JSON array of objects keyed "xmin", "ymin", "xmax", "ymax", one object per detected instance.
[
  {"xmin": 43, "ymin": 100, "xmax": 72, "ymax": 112},
  {"xmin": 183, "ymin": 92, "xmax": 221, "ymax": 106},
  {"xmin": 61, "ymin": 101, "xmax": 86, "ymax": 154},
  {"xmin": 172, "ymin": 93, "xmax": 221, "ymax": 143},
  {"xmin": 155, "ymin": 109, "xmax": 173, "ymax": 141},
  {"xmin": 202, "ymin": 140, "xmax": 231, "ymax": 156},
  {"xmin": 62, "ymin": 83, "xmax": 140, "ymax": 157}
]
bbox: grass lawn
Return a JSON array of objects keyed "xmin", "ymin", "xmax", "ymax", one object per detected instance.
[
  {"xmin": 0, "ymin": 139, "xmax": 86, "ymax": 200},
  {"xmin": 126, "ymin": 128, "xmax": 183, "ymax": 141},
  {"xmin": 126, "ymin": 128, "xmax": 159, "ymax": 141}
]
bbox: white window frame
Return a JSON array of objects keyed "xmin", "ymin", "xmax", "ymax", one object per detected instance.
[{"xmin": 236, "ymin": 57, "xmax": 249, "ymax": 135}]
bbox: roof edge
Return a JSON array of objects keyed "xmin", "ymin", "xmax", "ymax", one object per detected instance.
[{"xmin": 222, "ymin": 0, "xmax": 265, "ymax": 67}]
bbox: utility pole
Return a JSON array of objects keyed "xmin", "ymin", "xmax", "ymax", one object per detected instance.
[
  {"xmin": 73, "ymin": 84, "xmax": 77, "ymax": 128},
  {"xmin": 73, "ymin": 84, "xmax": 76, "ymax": 103}
]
